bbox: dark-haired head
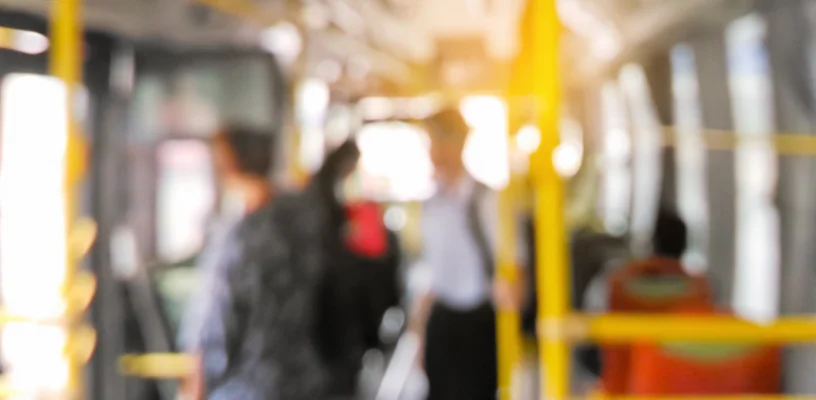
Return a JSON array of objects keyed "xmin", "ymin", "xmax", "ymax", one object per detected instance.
[
  {"xmin": 212, "ymin": 125, "xmax": 275, "ymax": 180},
  {"xmin": 422, "ymin": 107, "xmax": 470, "ymax": 185},
  {"xmin": 653, "ymin": 207, "xmax": 687, "ymax": 259},
  {"xmin": 312, "ymin": 139, "xmax": 360, "ymax": 231},
  {"xmin": 317, "ymin": 139, "xmax": 360, "ymax": 182},
  {"xmin": 315, "ymin": 139, "xmax": 360, "ymax": 202}
]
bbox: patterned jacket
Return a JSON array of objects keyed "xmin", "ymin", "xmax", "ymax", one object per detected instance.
[{"xmin": 198, "ymin": 186, "xmax": 330, "ymax": 400}]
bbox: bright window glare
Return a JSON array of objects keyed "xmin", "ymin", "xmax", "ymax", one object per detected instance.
[
  {"xmin": 460, "ymin": 96, "xmax": 509, "ymax": 189},
  {"xmin": 555, "ymin": 117, "xmax": 584, "ymax": 178},
  {"xmin": 0, "ymin": 74, "xmax": 72, "ymax": 394},
  {"xmin": 515, "ymin": 124, "xmax": 541, "ymax": 154},
  {"xmin": 297, "ymin": 79, "xmax": 330, "ymax": 173},
  {"xmin": 156, "ymin": 141, "xmax": 215, "ymax": 262},
  {"xmin": 358, "ymin": 97, "xmax": 395, "ymax": 121},
  {"xmin": 13, "ymin": 30, "xmax": 49, "ymax": 55},
  {"xmin": 0, "ymin": 28, "xmax": 49, "ymax": 55},
  {"xmin": 260, "ymin": 22, "xmax": 302, "ymax": 66},
  {"xmin": 357, "ymin": 123, "xmax": 434, "ymax": 201}
]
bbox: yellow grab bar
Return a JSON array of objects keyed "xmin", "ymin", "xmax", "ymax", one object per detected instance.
[
  {"xmin": 120, "ymin": 353, "xmax": 196, "ymax": 379},
  {"xmin": 51, "ymin": 0, "xmax": 94, "ymax": 397},
  {"xmin": 193, "ymin": 0, "xmax": 285, "ymax": 25},
  {"xmin": 539, "ymin": 314, "xmax": 816, "ymax": 343},
  {"xmin": 528, "ymin": 0, "xmax": 569, "ymax": 397},
  {"xmin": 495, "ymin": 130, "xmax": 522, "ymax": 400},
  {"xmin": 529, "ymin": 0, "xmax": 570, "ymax": 399},
  {"xmin": 593, "ymin": 397, "xmax": 816, "ymax": 400}
]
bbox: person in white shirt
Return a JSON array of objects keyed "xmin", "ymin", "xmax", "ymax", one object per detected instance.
[{"xmin": 408, "ymin": 107, "xmax": 527, "ymax": 400}]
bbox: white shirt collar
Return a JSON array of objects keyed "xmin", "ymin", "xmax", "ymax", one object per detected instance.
[{"xmin": 433, "ymin": 175, "xmax": 476, "ymax": 202}]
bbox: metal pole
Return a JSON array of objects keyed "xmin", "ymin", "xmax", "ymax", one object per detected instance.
[
  {"xmin": 496, "ymin": 112, "xmax": 522, "ymax": 399},
  {"xmin": 50, "ymin": 0, "xmax": 88, "ymax": 397},
  {"xmin": 529, "ymin": 0, "xmax": 570, "ymax": 398}
]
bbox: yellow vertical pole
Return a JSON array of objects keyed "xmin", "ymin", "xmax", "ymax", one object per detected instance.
[
  {"xmin": 496, "ymin": 115, "xmax": 522, "ymax": 399},
  {"xmin": 529, "ymin": 0, "xmax": 570, "ymax": 399},
  {"xmin": 50, "ymin": 0, "xmax": 86, "ymax": 398}
]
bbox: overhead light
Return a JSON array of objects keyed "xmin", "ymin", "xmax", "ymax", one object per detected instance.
[
  {"xmin": 515, "ymin": 124, "xmax": 541, "ymax": 154},
  {"xmin": 14, "ymin": 30, "xmax": 49, "ymax": 55},
  {"xmin": 358, "ymin": 97, "xmax": 394, "ymax": 121},
  {"xmin": 0, "ymin": 27, "xmax": 49, "ymax": 55},
  {"xmin": 301, "ymin": 3, "xmax": 330, "ymax": 30},
  {"xmin": 315, "ymin": 59, "xmax": 342, "ymax": 83},
  {"xmin": 260, "ymin": 22, "xmax": 302, "ymax": 66},
  {"xmin": 347, "ymin": 57, "xmax": 371, "ymax": 80}
]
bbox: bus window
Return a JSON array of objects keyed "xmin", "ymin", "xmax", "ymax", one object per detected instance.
[
  {"xmin": 356, "ymin": 122, "xmax": 434, "ymax": 201},
  {"xmin": 0, "ymin": 73, "xmax": 88, "ymax": 396},
  {"xmin": 155, "ymin": 139, "xmax": 215, "ymax": 263}
]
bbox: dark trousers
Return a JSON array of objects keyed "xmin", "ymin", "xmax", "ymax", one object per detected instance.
[{"xmin": 424, "ymin": 302, "xmax": 497, "ymax": 400}]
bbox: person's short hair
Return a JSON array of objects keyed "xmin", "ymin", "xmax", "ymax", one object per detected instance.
[
  {"xmin": 422, "ymin": 107, "xmax": 470, "ymax": 143},
  {"xmin": 653, "ymin": 207, "xmax": 687, "ymax": 259},
  {"xmin": 215, "ymin": 125, "xmax": 275, "ymax": 178}
]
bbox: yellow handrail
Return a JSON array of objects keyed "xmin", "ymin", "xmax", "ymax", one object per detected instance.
[
  {"xmin": 120, "ymin": 353, "xmax": 196, "ymax": 379},
  {"xmin": 539, "ymin": 314, "xmax": 816, "ymax": 343},
  {"xmin": 593, "ymin": 397, "xmax": 816, "ymax": 400},
  {"xmin": 662, "ymin": 127, "xmax": 816, "ymax": 154},
  {"xmin": 51, "ymin": 0, "xmax": 95, "ymax": 397},
  {"xmin": 495, "ymin": 108, "xmax": 522, "ymax": 400},
  {"xmin": 529, "ymin": 1, "xmax": 570, "ymax": 400},
  {"xmin": 193, "ymin": 0, "xmax": 286, "ymax": 26}
]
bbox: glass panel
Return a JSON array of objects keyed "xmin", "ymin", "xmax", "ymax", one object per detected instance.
[
  {"xmin": 671, "ymin": 43, "xmax": 709, "ymax": 273},
  {"xmin": 132, "ymin": 56, "xmax": 279, "ymax": 141},
  {"xmin": 726, "ymin": 13, "xmax": 780, "ymax": 323},
  {"xmin": 599, "ymin": 81, "xmax": 631, "ymax": 236},
  {"xmin": 620, "ymin": 63, "xmax": 664, "ymax": 256},
  {"xmin": 155, "ymin": 140, "xmax": 215, "ymax": 263},
  {"xmin": 0, "ymin": 73, "xmax": 89, "ymax": 397}
]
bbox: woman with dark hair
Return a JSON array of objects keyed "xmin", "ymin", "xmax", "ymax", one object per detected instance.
[{"xmin": 311, "ymin": 140, "xmax": 402, "ymax": 400}]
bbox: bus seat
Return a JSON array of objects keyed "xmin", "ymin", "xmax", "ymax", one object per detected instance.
[
  {"xmin": 629, "ymin": 306, "xmax": 781, "ymax": 395},
  {"xmin": 602, "ymin": 257, "xmax": 712, "ymax": 394}
]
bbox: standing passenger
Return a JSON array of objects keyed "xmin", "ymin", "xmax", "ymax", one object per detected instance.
[
  {"xmin": 408, "ymin": 108, "xmax": 527, "ymax": 400},
  {"xmin": 178, "ymin": 126, "xmax": 276, "ymax": 400},
  {"xmin": 195, "ymin": 140, "xmax": 368, "ymax": 400}
]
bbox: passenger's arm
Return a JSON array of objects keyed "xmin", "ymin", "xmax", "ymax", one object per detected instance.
[
  {"xmin": 408, "ymin": 287, "xmax": 435, "ymax": 337},
  {"xmin": 407, "ymin": 286, "xmax": 434, "ymax": 369},
  {"xmin": 196, "ymin": 229, "xmax": 252, "ymax": 394},
  {"xmin": 481, "ymin": 190, "xmax": 527, "ymax": 311},
  {"xmin": 178, "ymin": 230, "xmax": 230, "ymax": 400}
]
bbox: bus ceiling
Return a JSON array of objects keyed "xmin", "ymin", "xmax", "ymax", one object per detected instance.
[{"xmin": 0, "ymin": 0, "xmax": 763, "ymax": 95}]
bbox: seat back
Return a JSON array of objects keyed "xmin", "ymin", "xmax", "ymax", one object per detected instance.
[
  {"xmin": 629, "ymin": 306, "xmax": 781, "ymax": 395},
  {"xmin": 602, "ymin": 258, "xmax": 712, "ymax": 394}
]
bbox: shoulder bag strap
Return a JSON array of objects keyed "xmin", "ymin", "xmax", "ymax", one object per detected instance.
[{"xmin": 467, "ymin": 182, "xmax": 495, "ymax": 279}]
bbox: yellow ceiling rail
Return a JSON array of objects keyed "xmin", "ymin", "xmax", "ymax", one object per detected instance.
[
  {"xmin": 592, "ymin": 396, "xmax": 816, "ymax": 400},
  {"xmin": 663, "ymin": 127, "xmax": 816, "ymax": 155},
  {"xmin": 119, "ymin": 353, "xmax": 196, "ymax": 379},
  {"xmin": 193, "ymin": 0, "xmax": 286, "ymax": 26},
  {"xmin": 539, "ymin": 313, "xmax": 816, "ymax": 343}
]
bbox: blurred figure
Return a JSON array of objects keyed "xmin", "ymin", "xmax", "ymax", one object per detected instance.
[
  {"xmin": 194, "ymin": 137, "xmax": 398, "ymax": 400},
  {"xmin": 408, "ymin": 107, "xmax": 527, "ymax": 400},
  {"xmin": 311, "ymin": 140, "xmax": 366, "ymax": 400},
  {"xmin": 313, "ymin": 141, "xmax": 402, "ymax": 400},
  {"xmin": 177, "ymin": 125, "xmax": 275, "ymax": 400},
  {"xmin": 584, "ymin": 206, "xmax": 689, "ymax": 314},
  {"xmin": 652, "ymin": 207, "xmax": 687, "ymax": 260}
]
